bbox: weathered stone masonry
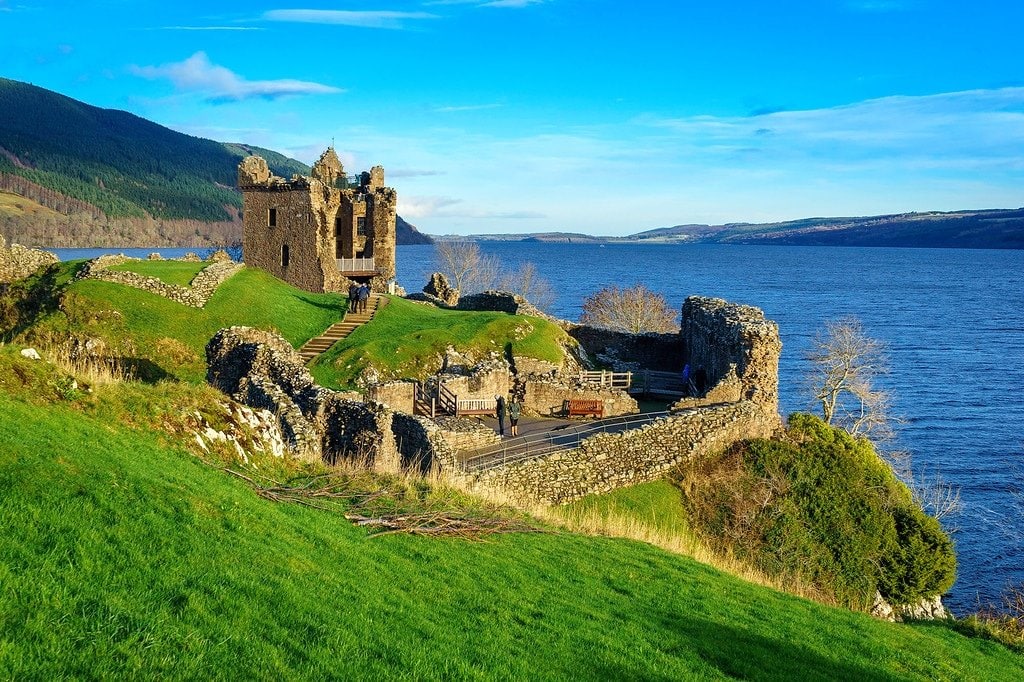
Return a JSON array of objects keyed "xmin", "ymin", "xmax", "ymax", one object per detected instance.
[
  {"xmin": 77, "ymin": 254, "xmax": 243, "ymax": 308},
  {"xmin": 0, "ymin": 235, "xmax": 58, "ymax": 283},
  {"xmin": 238, "ymin": 149, "xmax": 397, "ymax": 294}
]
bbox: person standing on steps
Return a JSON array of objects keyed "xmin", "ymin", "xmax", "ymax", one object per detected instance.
[
  {"xmin": 495, "ymin": 394, "xmax": 507, "ymax": 437},
  {"xmin": 507, "ymin": 394, "xmax": 522, "ymax": 437},
  {"xmin": 348, "ymin": 282, "xmax": 359, "ymax": 313},
  {"xmin": 357, "ymin": 283, "xmax": 370, "ymax": 313}
]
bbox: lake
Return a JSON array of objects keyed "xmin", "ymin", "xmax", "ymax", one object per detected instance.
[
  {"xmin": 397, "ymin": 242, "xmax": 1024, "ymax": 614},
  {"xmin": 54, "ymin": 242, "xmax": 1023, "ymax": 613}
]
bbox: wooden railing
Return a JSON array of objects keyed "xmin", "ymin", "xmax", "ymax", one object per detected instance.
[
  {"xmin": 413, "ymin": 382, "xmax": 436, "ymax": 418},
  {"xmin": 578, "ymin": 370, "xmax": 632, "ymax": 390},
  {"xmin": 438, "ymin": 384, "xmax": 458, "ymax": 416},
  {"xmin": 336, "ymin": 257, "xmax": 376, "ymax": 273}
]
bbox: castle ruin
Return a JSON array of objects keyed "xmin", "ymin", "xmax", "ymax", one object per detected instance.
[{"xmin": 238, "ymin": 148, "xmax": 397, "ymax": 293}]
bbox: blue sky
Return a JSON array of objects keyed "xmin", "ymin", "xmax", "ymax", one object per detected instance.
[{"xmin": 2, "ymin": 0, "xmax": 1023, "ymax": 235}]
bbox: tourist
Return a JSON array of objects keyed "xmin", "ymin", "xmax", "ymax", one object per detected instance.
[
  {"xmin": 348, "ymin": 282, "xmax": 359, "ymax": 313},
  {"xmin": 495, "ymin": 394, "xmax": 507, "ymax": 437},
  {"xmin": 508, "ymin": 395, "xmax": 522, "ymax": 437},
  {"xmin": 357, "ymin": 283, "xmax": 370, "ymax": 313},
  {"xmin": 681, "ymin": 363, "xmax": 691, "ymax": 396}
]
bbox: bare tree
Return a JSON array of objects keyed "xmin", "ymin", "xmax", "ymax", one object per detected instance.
[
  {"xmin": 500, "ymin": 262, "xmax": 555, "ymax": 312},
  {"xmin": 806, "ymin": 317, "xmax": 894, "ymax": 440},
  {"xmin": 579, "ymin": 284, "xmax": 678, "ymax": 333},
  {"xmin": 433, "ymin": 240, "xmax": 500, "ymax": 294}
]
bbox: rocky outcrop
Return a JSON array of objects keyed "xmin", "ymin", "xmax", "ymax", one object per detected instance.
[
  {"xmin": 205, "ymin": 326, "xmax": 399, "ymax": 470},
  {"xmin": 872, "ymin": 591, "xmax": 949, "ymax": 622},
  {"xmin": 0, "ymin": 235, "xmax": 58, "ymax": 283},
  {"xmin": 78, "ymin": 254, "xmax": 243, "ymax": 308}
]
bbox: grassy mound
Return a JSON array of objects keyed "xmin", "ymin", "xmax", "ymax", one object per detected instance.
[
  {"xmin": 675, "ymin": 413, "xmax": 957, "ymax": 610},
  {"xmin": 310, "ymin": 296, "xmax": 572, "ymax": 389},
  {"xmin": 0, "ymin": 364, "xmax": 1021, "ymax": 678},
  {"xmin": 3, "ymin": 262, "xmax": 346, "ymax": 383},
  {"xmin": 106, "ymin": 259, "xmax": 208, "ymax": 286}
]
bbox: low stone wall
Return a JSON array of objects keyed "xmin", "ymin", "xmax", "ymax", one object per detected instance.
[
  {"xmin": 367, "ymin": 380, "xmax": 416, "ymax": 414},
  {"xmin": 476, "ymin": 401, "xmax": 780, "ymax": 504},
  {"xmin": 206, "ymin": 326, "xmax": 399, "ymax": 471},
  {"xmin": 0, "ymin": 235, "xmax": 58, "ymax": 283},
  {"xmin": 78, "ymin": 254, "xmax": 243, "ymax": 308},
  {"xmin": 524, "ymin": 377, "xmax": 638, "ymax": 418},
  {"xmin": 456, "ymin": 290, "xmax": 556, "ymax": 322},
  {"xmin": 670, "ymin": 364, "xmax": 743, "ymax": 411},
  {"xmin": 566, "ymin": 325, "xmax": 683, "ymax": 372}
]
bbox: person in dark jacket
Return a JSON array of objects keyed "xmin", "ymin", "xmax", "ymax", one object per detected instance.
[
  {"xmin": 507, "ymin": 395, "xmax": 522, "ymax": 437},
  {"xmin": 495, "ymin": 394, "xmax": 507, "ymax": 437},
  {"xmin": 348, "ymin": 283, "xmax": 359, "ymax": 313}
]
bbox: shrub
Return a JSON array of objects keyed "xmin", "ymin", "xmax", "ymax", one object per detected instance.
[{"xmin": 675, "ymin": 413, "xmax": 956, "ymax": 609}]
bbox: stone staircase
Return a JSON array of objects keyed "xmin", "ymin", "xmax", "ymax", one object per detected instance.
[{"xmin": 298, "ymin": 294, "xmax": 384, "ymax": 364}]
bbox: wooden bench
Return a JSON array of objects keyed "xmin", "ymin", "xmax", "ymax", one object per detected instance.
[{"xmin": 564, "ymin": 399, "xmax": 603, "ymax": 418}]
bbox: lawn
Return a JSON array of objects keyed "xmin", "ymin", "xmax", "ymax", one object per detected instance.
[
  {"xmin": 106, "ymin": 259, "xmax": 208, "ymax": 286},
  {"xmin": 310, "ymin": 296, "xmax": 571, "ymax": 389},
  {"xmin": 0, "ymin": 380, "xmax": 1021, "ymax": 679}
]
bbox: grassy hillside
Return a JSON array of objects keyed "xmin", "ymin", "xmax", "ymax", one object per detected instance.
[
  {"xmin": 5, "ymin": 262, "xmax": 345, "ymax": 383},
  {"xmin": 1, "ymin": 371, "xmax": 1022, "ymax": 678},
  {"xmin": 310, "ymin": 296, "xmax": 570, "ymax": 389}
]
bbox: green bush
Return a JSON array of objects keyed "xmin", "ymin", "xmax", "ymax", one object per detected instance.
[{"xmin": 676, "ymin": 413, "xmax": 956, "ymax": 609}]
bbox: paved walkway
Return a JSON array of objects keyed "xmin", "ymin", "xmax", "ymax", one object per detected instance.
[{"xmin": 298, "ymin": 293, "xmax": 385, "ymax": 364}]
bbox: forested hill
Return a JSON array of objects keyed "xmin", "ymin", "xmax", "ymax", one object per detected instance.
[{"xmin": 0, "ymin": 78, "xmax": 432, "ymax": 246}]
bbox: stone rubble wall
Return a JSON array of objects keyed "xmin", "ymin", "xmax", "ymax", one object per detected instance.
[
  {"xmin": 670, "ymin": 363, "xmax": 744, "ymax": 411},
  {"xmin": 455, "ymin": 290, "xmax": 558, "ymax": 322},
  {"xmin": 0, "ymin": 235, "xmax": 59, "ymax": 283},
  {"xmin": 680, "ymin": 296, "xmax": 781, "ymax": 412},
  {"xmin": 366, "ymin": 380, "xmax": 417, "ymax": 414},
  {"xmin": 523, "ymin": 377, "xmax": 638, "ymax": 418},
  {"xmin": 78, "ymin": 254, "xmax": 243, "ymax": 308},
  {"xmin": 476, "ymin": 401, "xmax": 780, "ymax": 504},
  {"xmin": 206, "ymin": 326, "xmax": 399, "ymax": 470},
  {"xmin": 566, "ymin": 325, "xmax": 684, "ymax": 372}
]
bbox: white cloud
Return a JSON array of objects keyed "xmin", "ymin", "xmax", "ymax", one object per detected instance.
[
  {"xmin": 398, "ymin": 195, "xmax": 463, "ymax": 218},
  {"xmin": 263, "ymin": 9, "xmax": 438, "ymax": 29},
  {"xmin": 159, "ymin": 26, "xmax": 265, "ymax": 31},
  {"xmin": 129, "ymin": 52, "xmax": 342, "ymax": 103}
]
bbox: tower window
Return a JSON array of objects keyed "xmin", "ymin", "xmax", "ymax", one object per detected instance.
[
  {"xmin": 356, "ymin": 216, "xmax": 366, "ymax": 236},
  {"xmin": 281, "ymin": 244, "xmax": 290, "ymax": 267},
  {"xmin": 268, "ymin": 208, "xmax": 277, "ymax": 227}
]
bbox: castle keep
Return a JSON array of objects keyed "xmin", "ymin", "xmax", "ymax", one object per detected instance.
[{"xmin": 238, "ymin": 148, "xmax": 397, "ymax": 293}]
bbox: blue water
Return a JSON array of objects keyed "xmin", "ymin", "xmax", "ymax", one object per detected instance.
[
  {"xmin": 53, "ymin": 243, "xmax": 1023, "ymax": 612},
  {"xmin": 397, "ymin": 242, "xmax": 1024, "ymax": 613}
]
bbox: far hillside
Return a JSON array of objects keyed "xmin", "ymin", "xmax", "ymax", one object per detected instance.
[{"xmin": 0, "ymin": 78, "xmax": 432, "ymax": 247}]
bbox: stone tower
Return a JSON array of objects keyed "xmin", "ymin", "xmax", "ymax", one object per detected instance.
[{"xmin": 238, "ymin": 149, "xmax": 397, "ymax": 293}]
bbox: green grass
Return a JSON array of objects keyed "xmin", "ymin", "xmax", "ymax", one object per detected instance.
[
  {"xmin": 1, "ymin": 382, "xmax": 1022, "ymax": 679},
  {"xmin": 562, "ymin": 480, "xmax": 691, "ymax": 537},
  {"xmin": 106, "ymin": 260, "xmax": 208, "ymax": 287},
  {"xmin": 310, "ymin": 296, "xmax": 572, "ymax": 389},
  {"xmin": 31, "ymin": 264, "xmax": 345, "ymax": 382}
]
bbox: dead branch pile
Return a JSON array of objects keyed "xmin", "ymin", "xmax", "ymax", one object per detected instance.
[{"xmin": 223, "ymin": 466, "xmax": 541, "ymax": 540}]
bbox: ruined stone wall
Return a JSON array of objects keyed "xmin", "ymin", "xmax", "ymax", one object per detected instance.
[
  {"xmin": 368, "ymin": 187, "xmax": 397, "ymax": 285},
  {"xmin": 0, "ymin": 235, "xmax": 58, "ymax": 283},
  {"xmin": 78, "ymin": 255, "xmax": 243, "ymax": 308},
  {"xmin": 523, "ymin": 379, "xmax": 638, "ymax": 418},
  {"xmin": 476, "ymin": 401, "xmax": 780, "ymax": 504},
  {"xmin": 366, "ymin": 380, "xmax": 416, "ymax": 414},
  {"xmin": 455, "ymin": 291, "xmax": 556, "ymax": 321},
  {"xmin": 566, "ymin": 325, "xmax": 683, "ymax": 372},
  {"xmin": 680, "ymin": 296, "xmax": 781, "ymax": 412},
  {"xmin": 242, "ymin": 185, "xmax": 328, "ymax": 293},
  {"xmin": 206, "ymin": 326, "xmax": 400, "ymax": 470},
  {"xmin": 438, "ymin": 361, "xmax": 511, "ymax": 403}
]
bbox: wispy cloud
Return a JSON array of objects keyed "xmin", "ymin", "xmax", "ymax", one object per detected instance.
[
  {"xmin": 390, "ymin": 169, "xmax": 446, "ymax": 178},
  {"xmin": 263, "ymin": 9, "xmax": 438, "ymax": 29},
  {"xmin": 425, "ymin": 0, "xmax": 547, "ymax": 6},
  {"xmin": 846, "ymin": 1, "xmax": 912, "ymax": 11},
  {"xmin": 159, "ymin": 26, "xmax": 265, "ymax": 31},
  {"xmin": 129, "ymin": 52, "xmax": 342, "ymax": 103},
  {"xmin": 433, "ymin": 103, "xmax": 503, "ymax": 113},
  {"xmin": 398, "ymin": 195, "xmax": 463, "ymax": 218}
]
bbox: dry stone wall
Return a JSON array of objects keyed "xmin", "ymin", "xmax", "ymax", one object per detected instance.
[
  {"xmin": 524, "ymin": 378, "xmax": 638, "ymax": 418},
  {"xmin": 476, "ymin": 401, "xmax": 780, "ymax": 504},
  {"xmin": 0, "ymin": 235, "xmax": 58, "ymax": 283},
  {"xmin": 78, "ymin": 254, "xmax": 243, "ymax": 308},
  {"xmin": 567, "ymin": 326, "xmax": 683, "ymax": 372}
]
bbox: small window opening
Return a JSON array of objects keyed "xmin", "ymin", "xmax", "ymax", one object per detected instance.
[
  {"xmin": 281, "ymin": 244, "xmax": 290, "ymax": 267},
  {"xmin": 356, "ymin": 216, "xmax": 367, "ymax": 236},
  {"xmin": 268, "ymin": 208, "xmax": 277, "ymax": 227}
]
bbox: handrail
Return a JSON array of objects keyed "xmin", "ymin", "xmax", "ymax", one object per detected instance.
[
  {"xmin": 578, "ymin": 370, "xmax": 632, "ymax": 389},
  {"xmin": 438, "ymin": 383, "xmax": 458, "ymax": 415},
  {"xmin": 461, "ymin": 410, "xmax": 671, "ymax": 473}
]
